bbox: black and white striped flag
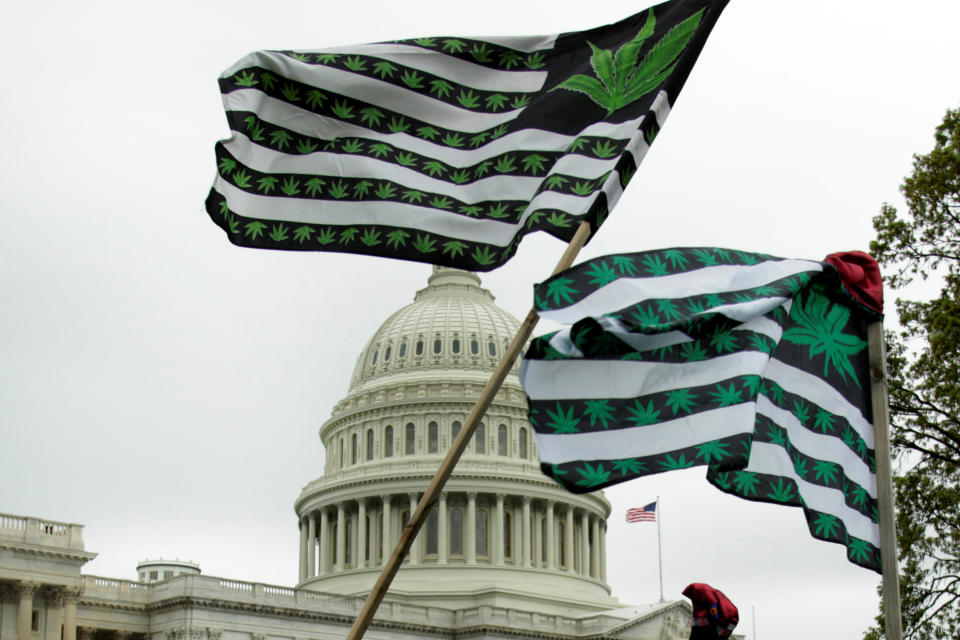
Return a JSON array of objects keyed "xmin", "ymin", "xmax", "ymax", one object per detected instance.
[
  {"xmin": 205, "ymin": 0, "xmax": 728, "ymax": 270},
  {"xmin": 519, "ymin": 247, "xmax": 885, "ymax": 571}
]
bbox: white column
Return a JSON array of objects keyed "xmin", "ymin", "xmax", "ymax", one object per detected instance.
[
  {"xmin": 546, "ymin": 501, "xmax": 556, "ymax": 570},
  {"xmin": 307, "ymin": 512, "xmax": 317, "ymax": 578},
  {"xmin": 336, "ymin": 504, "xmax": 346, "ymax": 572},
  {"xmin": 45, "ymin": 588, "xmax": 65, "ymax": 640},
  {"xmin": 580, "ymin": 511, "xmax": 590, "ymax": 576},
  {"xmin": 600, "ymin": 520, "xmax": 607, "ymax": 581},
  {"xmin": 299, "ymin": 515, "xmax": 308, "ymax": 581},
  {"xmin": 466, "ymin": 492, "xmax": 477, "ymax": 564},
  {"xmin": 495, "ymin": 494, "xmax": 505, "ymax": 565},
  {"xmin": 521, "ymin": 496, "xmax": 532, "ymax": 567},
  {"xmin": 16, "ymin": 582, "xmax": 37, "ymax": 640},
  {"xmin": 358, "ymin": 498, "xmax": 367, "ymax": 568},
  {"xmin": 319, "ymin": 508, "xmax": 330, "ymax": 574},
  {"xmin": 62, "ymin": 588, "xmax": 80, "ymax": 640},
  {"xmin": 591, "ymin": 515, "xmax": 600, "ymax": 578},
  {"xmin": 408, "ymin": 493, "xmax": 420, "ymax": 564},
  {"xmin": 381, "ymin": 495, "xmax": 392, "ymax": 565},
  {"xmin": 438, "ymin": 493, "xmax": 448, "ymax": 563},
  {"xmin": 565, "ymin": 507, "xmax": 575, "ymax": 573}
]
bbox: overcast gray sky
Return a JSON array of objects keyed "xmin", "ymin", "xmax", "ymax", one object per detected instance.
[{"xmin": 1, "ymin": 1, "xmax": 957, "ymax": 639}]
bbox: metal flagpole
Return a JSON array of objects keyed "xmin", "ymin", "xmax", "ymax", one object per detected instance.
[
  {"xmin": 656, "ymin": 495, "xmax": 664, "ymax": 602},
  {"xmin": 867, "ymin": 321, "xmax": 904, "ymax": 640},
  {"xmin": 345, "ymin": 221, "xmax": 593, "ymax": 640}
]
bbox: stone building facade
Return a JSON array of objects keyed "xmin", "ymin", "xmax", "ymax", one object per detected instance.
[{"xmin": 0, "ymin": 268, "xmax": 715, "ymax": 640}]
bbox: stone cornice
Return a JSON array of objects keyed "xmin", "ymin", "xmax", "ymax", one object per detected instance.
[{"xmin": 0, "ymin": 542, "xmax": 98, "ymax": 563}]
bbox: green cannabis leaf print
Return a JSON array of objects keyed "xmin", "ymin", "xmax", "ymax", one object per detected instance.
[{"xmin": 552, "ymin": 8, "xmax": 704, "ymax": 115}]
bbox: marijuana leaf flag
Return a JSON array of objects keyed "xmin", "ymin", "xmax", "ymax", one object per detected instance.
[
  {"xmin": 206, "ymin": 0, "xmax": 728, "ymax": 270},
  {"xmin": 518, "ymin": 248, "xmax": 885, "ymax": 571}
]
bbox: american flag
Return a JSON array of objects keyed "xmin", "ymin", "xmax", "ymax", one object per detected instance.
[{"xmin": 626, "ymin": 502, "xmax": 657, "ymax": 523}]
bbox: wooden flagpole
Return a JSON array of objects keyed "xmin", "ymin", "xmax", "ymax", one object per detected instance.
[
  {"xmin": 345, "ymin": 221, "xmax": 594, "ymax": 640},
  {"xmin": 867, "ymin": 321, "xmax": 904, "ymax": 640}
]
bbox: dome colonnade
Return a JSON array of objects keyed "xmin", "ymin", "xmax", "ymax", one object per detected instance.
[{"xmin": 293, "ymin": 268, "xmax": 616, "ymax": 612}]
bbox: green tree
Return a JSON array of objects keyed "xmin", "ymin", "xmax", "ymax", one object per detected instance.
[{"xmin": 864, "ymin": 107, "xmax": 960, "ymax": 640}]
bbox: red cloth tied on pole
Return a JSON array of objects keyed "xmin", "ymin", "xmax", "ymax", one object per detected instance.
[
  {"xmin": 824, "ymin": 250, "xmax": 883, "ymax": 314},
  {"xmin": 682, "ymin": 583, "xmax": 739, "ymax": 639}
]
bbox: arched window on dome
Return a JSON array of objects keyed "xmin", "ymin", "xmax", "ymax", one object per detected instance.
[
  {"xmin": 452, "ymin": 337, "xmax": 460, "ymax": 354},
  {"xmin": 519, "ymin": 427, "xmax": 528, "ymax": 460},
  {"xmin": 428, "ymin": 421, "xmax": 439, "ymax": 453},
  {"xmin": 470, "ymin": 337, "xmax": 479, "ymax": 355},
  {"xmin": 503, "ymin": 511, "xmax": 513, "ymax": 560},
  {"xmin": 450, "ymin": 508, "xmax": 464, "ymax": 557},
  {"xmin": 474, "ymin": 422, "xmax": 486, "ymax": 454},
  {"xmin": 384, "ymin": 345, "xmax": 391, "ymax": 362},
  {"xmin": 340, "ymin": 438, "xmax": 345, "ymax": 468},
  {"xmin": 351, "ymin": 433, "xmax": 358, "ymax": 465},
  {"xmin": 451, "ymin": 420, "xmax": 461, "ymax": 442},
  {"xmin": 476, "ymin": 509, "xmax": 488, "ymax": 558},
  {"xmin": 398, "ymin": 341, "xmax": 407, "ymax": 358},
  {"xmin": 497, "ymin": 424, "xmax": 508, "ymax": 456},
  {"xmin": 415, "ymin": 338, "xmax": 424, "ymax": 356},
  {"xmin": 330, "ymin": 521, "xmax": 337, "ymax": 567},
  {"xmin": 433, "ymin": 336, "xmax": 442, "ymax": 354},
  {"xmin": 384, "ymin": 425, "xmax": 394, "ymax": 457},
  {"xmin": 558, "ymin": 520, "xmax": 567, "ymax": 568},
  {"xmin": 488, "ymin": 339, "xmax": 496, "ymax": 356},
  {"xmin": 541, "ymin": 518, "xmax": 548, "ymax": 564},
  {"xmin": 426, "ymin": 508, "xmax": 438, "ymax": 557},
  {"xmin": 405, "ymin": 423, "xmax": 415, "ymax": 455},
  {"xmin": 346, "ymin": 517, "xmax": 353, "ymax": 566},
  {"xmin": 366, "ymin": 428, "xmax": 374, "ymax": 461},
  {"xmin": 371, "ymin": 348, "xmax": 378, "ymax": 365},
  {"xmin": 366, "ymin": 514, "xmax": 374, "ymax": 564}
]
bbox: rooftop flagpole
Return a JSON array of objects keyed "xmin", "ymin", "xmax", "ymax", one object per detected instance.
[
  {"xmin": 345, "ymin": 220, "xmax": 593, "ymax": 640},
  {"xmin": 867, "ymin": 321, "xmax": 904, "ymax": 640},
  {"xmin": 657, "ymin": 496, "xmax": 664, "ymax": 603}
]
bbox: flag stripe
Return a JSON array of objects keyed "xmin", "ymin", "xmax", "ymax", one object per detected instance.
[
  {"xmin": 534, "ymin": 402, "xmax": 755, "ymax": 463},
  {"xmin": 744, "ymin": 443, "xmax": 879, "ymax": 545},
  {"xmin": 537, "ymin": 260, "xmax": 825, "ymax": 324},
  {"xmin": 520, "ymin": 351, "xmax": 769, "ymax": 399}
]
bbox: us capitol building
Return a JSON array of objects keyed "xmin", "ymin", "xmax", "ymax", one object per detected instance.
[{"xmin": 0, "ymin": 268, "xmax": 702, "ymax": 640}]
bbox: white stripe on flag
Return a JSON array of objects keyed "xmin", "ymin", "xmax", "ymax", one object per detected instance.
[
  {"xmin": 764, "ymin": 359, "xmax": 875, "ymax": 446},
  {"xmin": 538, "ymin": 260, "xmax": 825, "ymax": 326},
  {"xmin": 756, "ymin": 396, "xmax": 877, "ymax": 497},
  {"xmin": 534, "ymin": 402, "xmax": 756, "ymax": 464},
  {"xmin": 745, "ymin": 443, "xmax": 879, "ymax": 545},
  {"xmin": 222, "ymin": 46, "xmax": 550, "ymax": 93},
  {"xmin": 519, "ymin": 351, "xmax": 770, "ymax": 400}
]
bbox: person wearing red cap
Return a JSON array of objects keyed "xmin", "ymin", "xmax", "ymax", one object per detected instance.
[{"xmin": 682, "ymin": 583, "xmax": 739, "ymax": 639}]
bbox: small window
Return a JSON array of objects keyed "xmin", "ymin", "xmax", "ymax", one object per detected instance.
[
  {"xmin": 559, "ymin": 521, "xmax": 567, "ymax": 567},
  {"xmin": 150, "ymin": 571, "xmax": 158, "ymax": 580},
  {"xmin": 352, "ymin": 433, "xmax": 358, "ymax": 464},
  {"xmin": 452, "ymin": 338, "xmax": 460, "ymax": 353},
  {"xmin": 384, "ymin": 346, "xmax": 392, "ymax": 362},
  {"xmin": 406, "ymin": 423, "xmax": 415, "ymax": 454},
  {"xmin": 450, "ymin": 508, "xmax": 464, "ymax": 556},
  {"xmin": 428, "ymin": 421, "xmax": 439, "ymax": 453},
  {"xmin": 164, "ymin": 570, "xmax": 173, "ymax": 579},
  {"xmin": 433, "ymin": 338, "xmax": 442, "ymax": 354},
  {"xmin": 366, "ymin": 428, "xmax": 375, "ymax": 461},
  {"xmin": 426, "ymin": 509, "xmax": 438, "ymax": 555},
  {"xmin": 503, "ymin": 512, "xmax": 513, "ymax": 559},
  {"xmin": 488, "ymin": 340, "xmax": 496, "ymax": 356},
  {"xmin": 340, "ymin": 438, "xmax": 345, "ymax": 466},
  {"xmin": 399, "ymin": 342, "xmax": 407, "ymax": 358},
  {"xmin": 372, "ymin": 349, "xmax": 378, "ymax": 364},
  {"xmin": 498, "ymin": 424, "xmax": 508, "ymax": 456},
  {"xmin": 415, "ymin": 339, "xmax": 424, "ymax": 355},
  {"xmin": 519, "ymin": 427, "xmax": 528, "ymax": 459},
  {"xmin": 470, "ymin": 338, "xmax": 479, "ymax": 355},
  {"xmin": 385, "ymin": 425, "xmax": 394, "ymax": 457},
  {"xmin": 31, "ymin": 611, "xmax": 40, "ymax": 632},
  {"xmin": 346, "ymin": 519, "xmax": 353, "ymax": 566},
  {"xmin": 452, "ymin": 420, "xmax": 462, "ymax": 442},
  {"xmin": 477, "ymin": 510, "xmax": 489, "ymax": 557},
  {"xmin": 475, "ymin": 422, "xmax": 486, "ymax": 454}
]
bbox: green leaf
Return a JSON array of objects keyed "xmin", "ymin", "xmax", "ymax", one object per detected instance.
[
  {"xmin": 256, "ymin": 176, "xmax": 278, "ymax": 193},
  {"xmin": 374, "ymin": 182, "xmax": 397, "ymax": 199},
  {"xmin": 360, "ymin": 107, "xmax": 384, "ymax": 127},
  {"xmin": 269, "ymin": 223, "xmax": 289, "ymax": 242},
  {"xmin": 695, "ymin": 439, "xmax": 732, "ymax": 464},
  {"xmin": 525, "ymin": 51, "xmax": 546, "ymax": 69},
  {"xmin": 430, "ymin": 79, "xmax": 454, "ymax": 98},
  {"xmin": 767, "ymin": 478, "xmax": 796, "ymax": 503},
  {"xmin": 372, "ymin": 61, "xmax": 397, "ymax": 79},
  {"xmin": 316, "ymin": 228, "xmax": 336, "ymax": 245},
  {"xmin": 304, "ymin": 178, "xmax": 324, "ymax": 197},
  {"xmin": 442, "ymin": 38, "xmax": 466, "ymax": 53},
  {"xmin": 234, "ymin": 70, "xmax": 258, "ymax": 87},
  {"xmin": 331, "ymin": 100, "xmax": 354, "ymax": 119},
  {"xmin": 327, "ymin": 180, "xmax": 348, "ymax": 199},
  {"xmin": 385, "ymin": 228, "xmax": 410, "ymax": 249},
  {"xmin": 665, "ymin": 388, "xmax": 697, "ymax": 415},
  {"xmin": 494, "ymin": 156, "xmax": 516, "ymax": 173},
  {"xmin": 412, "ymin": 233, "xmax": 437, "ymax": 254},
  {"xmin": 293, "ymin": 225, "xmax": 313, "ymax": 244},
  {"xmin": 269, "ymin": 129, "xmax": 293, "ymax": 150},
  {"xmin": 470, "ymin": 42, "xmax": 493, "ymax": 63},
  {"xmin": 344, "ymin": 55, "xmax": 366, "ymax": 72},
  {"xmin": 583, "ymin": 399, "xmax": 615, "ymax": 429},
  {"xmin": 626, "ymin": 399, "xmax": 660, "ymax": 426},
  {"xmin": 401, "ymin": 70, "xmax": 424, "ymax": 89},
  {"xmin": 401, "ymin": 189, "xmax": 425, "ymax": 203},
  {"xmin": 218, "ymin": 158, "xmax": 237, "ymax": 175},
  {"xmin": 233, "ymin": 169, "xmax": 252, "ymax": 188},
  {"xmin": 544, "ymin": 276, "xmax": 578, "ymax": 305},
  {"xmin": 280, "ymin": 83, "xmax": 300, "ymax": 102},
  {"xmin": 244, "ymin": 221, "xmax": 266, "ymax": 239},
  {"xmin": 471, "ymin": 246, "xmax": 497, "ymax": 266},
  {"xmin": 442, "ymin": 240, "xmax": 468, "ymax": 259},
  {"xmin": 387, "ymin": 117, "xmax": 410, "ymax": 133},
  {"xmin": 359, "ymin": 229, "xmax": 381, "ymax": 246},
  {"xmin": 658, "ymin": 453, "xmax": 694, "ymax": 470},
  {"xmin": 485, "ymin": 93, "xmax": 508, "ymax": 111},
  {"xmin": 457, "ymin": 89, "xmax": 480, "ymax": 109},
  {"xmin": 522, "ymin": 154, "xmax": 548, "ymax": 174}
]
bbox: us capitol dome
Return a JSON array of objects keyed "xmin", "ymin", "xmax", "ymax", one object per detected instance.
[{"xmin": 294, "ymin": 267, "xmax": 618, "ymax": 614}]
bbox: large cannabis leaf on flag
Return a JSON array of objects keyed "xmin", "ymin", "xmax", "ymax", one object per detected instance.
[
  {"xmin": 519, "ymin": 248, "xmax": 886, "ymax": 572},
  {"xmin": 205, "ymin": 0, "xmax": 728, "ymax": 271}
]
